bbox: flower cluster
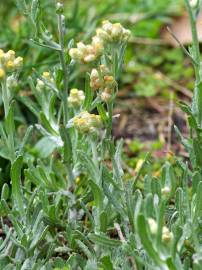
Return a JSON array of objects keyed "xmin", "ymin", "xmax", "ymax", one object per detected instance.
[
  {"xmin": 73, "ymin": 111, "xmax": 102, "ymax": 134},
  {"xmin": 90, "ymin": 65, "xmax": 116, "ymax": 102},
  {"xmin": 69, "ymin": 20, "xmax": 130, "ymax": 63},
  {"xmin": 69, "ymin": 36, "xmax": 104, "ymax": 63},
  {"xmin": 68, "ymin": 88, "xmax": 85, "ymax": 108},
  {"xmin": 36, "ymin": 72, "xmax": 54, "ymax": 90},
  {"xmin": 148, "ymin": 218, "xmax": 173, "ymax": 243},
  {"xmin": 96, "ymin": 20, "xmax": 131, "ymax": 43},
  {"xmin": 0, "ymin": 49, "xmax": 23, "ymax": 80}
]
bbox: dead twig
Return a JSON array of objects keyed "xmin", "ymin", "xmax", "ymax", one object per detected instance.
[{"xmin": 114, "ymin": 223, "xmax": 138, "ymax": 270}]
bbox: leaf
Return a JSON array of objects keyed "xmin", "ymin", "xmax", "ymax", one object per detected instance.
[
  {"xmin": 100, "ymin": 256, "xmax": 113, "ymax": 270},
  {"xmin": 59, "ymin": 126, "xmax": 72, "ymax": 165},
  {"xmin": 195, "ymin": 82, "xmax": 202, "ymax": 127},
  {"xmin": 16, "ymin": 0, "xmax": 28, "ymax": 15},
  {"xmin": 100, "ymin": 211, "xmax": 108, "ymax": 232},
  {"xmin": 75, "ymin": 239, "xmax": 92, "ymax": 259},
  {"xmin": 34, "ymin": 136, "xmax": 57, "ymax": 158},
  {"xmin": 88, "ymin": 233, "xmax": 121, "ymax": 248},
  {"xmin": 83, "ymin": 74, "xmax": 93, "ymax": 110},
  {"xmin": 18, "ymin": 125, "xmax": 33, "ymax": 156},
  {"xmin": 40, "ymin": 112, "xmax": 58, "ymax": 135},
  {"xmin": 11, "ymin": 156, "xmax": 24, "ymax": 215},
  {"xmin": 193, "ymin": 138, "xmax": 202, "ymax": 167},
  {"xmin": 30, "ymin": 39, "xmax": 61, "ymax": 51},
  {"xmin": 88, "ymin": 180, "xmax": 103, "ymax": 210},
  {"xmin": 113, "ymin": 139, "xmax": 124, "ymax": 185},
  {"xmin": 1, "ymin": 184, "xmax": 9, "ymax": 201},
  {"xmin": 78, "ymin": 151, "xmax": 98, "ymax": 182},
  {"xmin": 125, "ymin": 183, "xmax": 135, "ymax": 233},
  {"xmin": 17, "ymin": 95, "xmax": 40, "ymax": 117},
  {"xmin": 31, "ymin": 0, "xmax": 39, "ymax": 22},
  {"xmin": 97, "ymin": 103, "xmax": 108, "ymax": 123},
  {"xmin": 29, "ymin": 225, "xmax": 49, "ymax": 251},
  {"xmin": 193, "ymin": 181, "xmax": 202, "ymax": 224},
  {"xmin": 137, "ymin": 214, "xmax": 163, "ymax": 266},
  {"xmin": 5, "ymin": 103, "xmax": 15, "ymax": 137}
]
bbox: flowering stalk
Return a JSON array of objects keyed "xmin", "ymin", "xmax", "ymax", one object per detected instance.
[
  {"xmin": 1, "ymin": 79, "xmax": 15, "ymax": 163},
  {"xmin": 1, "ymin": 79, "xmax": 9, "ymax": 117},
  {"xmin": 0, "ymin": 49, "xmax": 23, "ymax": 163},
  {"xmin": 57, "ymin": 11, "xmax": 69, "ymax": 125},
  {"xmin": 185, "ymin": 0, "xmax": 202, "ymax": 126}
]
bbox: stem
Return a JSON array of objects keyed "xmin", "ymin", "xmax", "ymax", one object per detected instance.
[
  {"xmin": 106, "ymin": 101, "xmax": 113, "ymax": 138},
  {"xmin": 1, "ymin": 80, "xmax": 15, "ymax": 163},
  {"xmin": 57, "ymin": 13, "xmax": 69, "ymax": 125},
  {"xmin": 90, "ymin": 138, "xmax": 101, "ymax": 184},
  {"xmin": 57, "ymin": 13, "xmax": 74, "ymax": 184},
  {"xmin": 185, "ymin": 0, "xmax": 200, "ymax": 81},
  {"xmin": 185, "ymin": 0, "xmax": 202, "ymax": 125},
  {"xmin": 2, "ymin": 79, "xmax": 9, "ymax": 118}
]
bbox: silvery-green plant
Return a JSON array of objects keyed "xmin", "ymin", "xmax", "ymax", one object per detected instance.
[{"xmin": 0, "ymin": 0, "xmax": 202, "ymax": 269}]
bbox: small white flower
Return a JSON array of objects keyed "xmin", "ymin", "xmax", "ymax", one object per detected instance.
[
  {"xmin": 190, "ymin": 0, "xmax": 198, "ymax": 7},
  {"xmin": 148, "ymin": 218, "xmax": 158, "ymax": 235},
  {"xmin": 161, "ymin": 186, "xmax": 171, "ymax": 197},
  {"xmin": 84, "ymin": 54, "xmax": 96, "ymax": 63},
  {"xmin": 162, "ymin": 226, "xmax": 173, "ymax": 243}
]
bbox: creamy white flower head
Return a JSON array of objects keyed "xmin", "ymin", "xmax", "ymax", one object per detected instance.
[
  {"xmin": 13, "ymin": 57, "xmax": 23, "ymax": 68},
  {"xmin": 84, "ymin": 54, "xmax": 96, "ymax": 63},
  {"xmin": 111, "ymin": 23, "xmax": 123, "ymax": 38},
  {"xmin": 102, "ymin": 20, "xmax": 113, "ymax": 33},
  {"xmin": 101, "ymin": 91, "xmax": 111, "ymax": 103},
  {"xmin": 68, "ymin": 88, "xmax": 85, "ymax": 108},
  {"xmin": 90, "ymin": 68, "xmax": 99, "ymax": 79},
  {"xmin": 92, "ymin": 36, "xmax": 103, "ymax": 45},
  {"xmin": 148, "ymin": 218, "xmax": 158, "ymax": 235},
  {"xmin": 96, "ymin": 28, "xmax": 110, "ymax": 41},
  {"xmin": 190, "ymin": 0, "xmax": 198, "ymax": 7},
  {"xmin": 77, "ymin": 42, "xmax": 86, "ymax": 53},
  {"xmin": 161, "ymin": 186, "xmax": 171, "ymax": 197},
  {"xmin": 162, "ymin": 226, "xmax": 173, "ymax": 243},
  {"xmin": 69, "ymin": 48, "xmax": 83, "ymax": 60}
]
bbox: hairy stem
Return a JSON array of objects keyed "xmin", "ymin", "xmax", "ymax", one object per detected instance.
[{"xmin": 57, "ymin": 13, "xmax": 69, "ymax": 125}]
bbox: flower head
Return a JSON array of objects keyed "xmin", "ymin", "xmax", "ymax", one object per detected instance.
[
  {"xmin": 162, "ymin": 226, "xmax": 173, "ymax": 243},
  {"xmin": 73, "ymin": 111, "xmax": 102, "ymax": 134},
  {"xmin": 0, "ymin": 49, "xmax": 23, "ymax": 77},
  {"xmin": 68, "ymin": 88, "xmax": 85, "ymax": 108}
]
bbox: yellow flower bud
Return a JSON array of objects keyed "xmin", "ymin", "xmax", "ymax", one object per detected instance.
[
  {"xmin": 111, "ymin": 23, "xmax": 123, "ymax": 39},
  {"xmin": 13, "ymin": 56, "xmax": 23, "ymax": 68},
  {"xmin": 73, "ymin": 117, "xmax": 90, "ymax": 133},
  {"xmin": 104, "ymin": 75, "xmax": 115, "ymax": 87},
  {"xmin": 69, "ymin": 48, "xmax": 83, "ymax": 60},
  {"xmin": 42, "ymin": 71, "xmax": 51, "ymax": 79},
  {"xmin": 0, "ymin": 68, "xmax": 5, "ymax": 79},
  {"xmin": 7, "ymin": 50, "xmax": 15, "ymax": 61},
  {"xmin": 6, "ymin": 60, "xmax": 15, "ymax": 71},
  {"xmin": 68, "ymin": 88, "xmax": 85, "ymax": 107}
]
